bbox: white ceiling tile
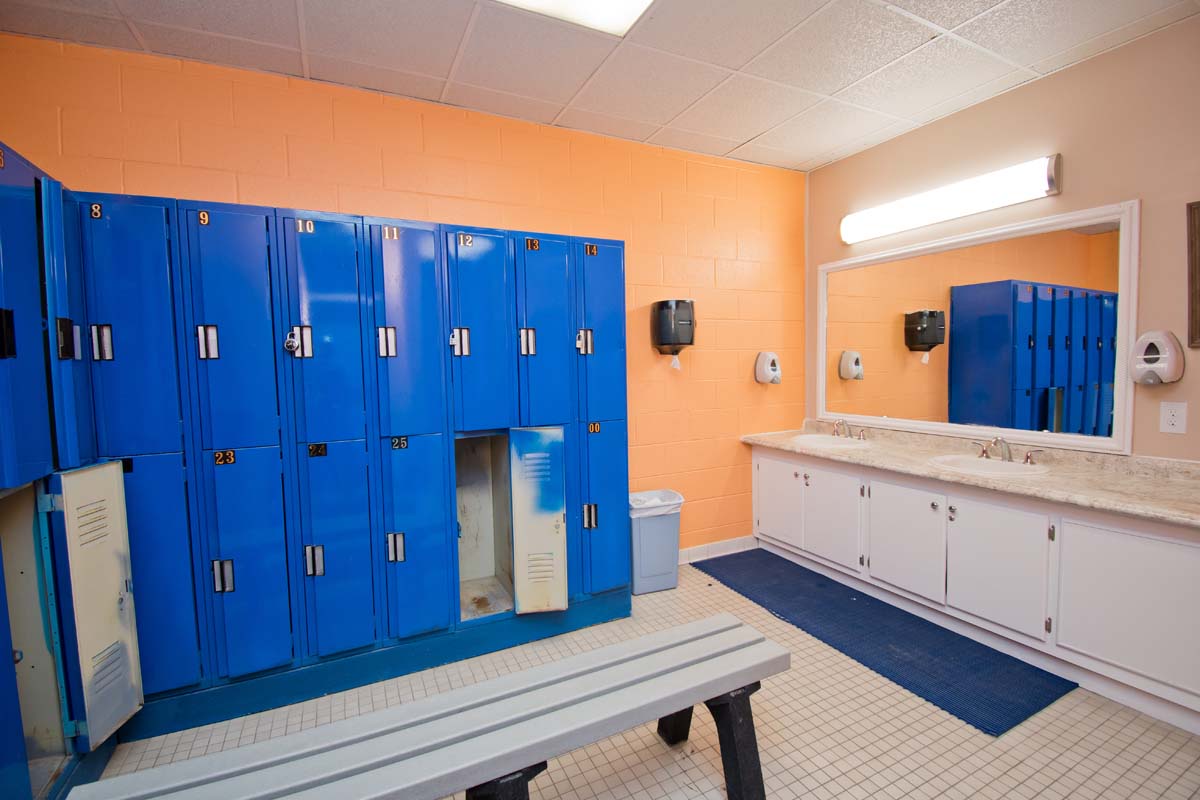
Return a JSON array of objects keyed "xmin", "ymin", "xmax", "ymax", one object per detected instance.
[
  {"xmin": 570, "ymin": 43, "xmax": 728, "ymax": 125},
  {"xmin": 453, "ymin": 4, "xmax": 615, "ymax": 103},
  {"xmin": 956, "ymin": 0, "xmax": 1181, "ymax": 67},
  {"xmin": 837, "ymin": 37, "xmax": 1014, "ymax": 118},
  {"xmin": 887, "ymin": 0, "xmax": 1004, "ymax": 29},
  {"xmin": 627, "ymin": 0, "xmax": 827, "ymax": 69},
  {"xmin": 303, "ymin": 0, "xmax": 475, "ymax": 77},
  {"xmin": 118, "ymin": 0, "xmax": 300, "ymax": 48},
  {"xmin": 136, "ymin": 22, "xmax": 303, "ymax": 75},
  {"xmin": 751, "ymin": 100, "xmax": 897, "ymax": 160},
  {"xmin": 817, "ymin": 119, "xmax": 917, "ymax": 163},
  {"xmin": 308, "ymin": 54, "xmax": 445, "ymax": 102},
  {"xmin": 744, "ymin": 0, "xmax": 936, "ymax": 94},
  {"xmin": 1029, "ymin": 1, "xmax": 1199, "ymax": 74},
  {"xmin": 0, "ymin": 2, "xmax": 139, "ymax": 48},
  {"xmin": 555, "ymin": 108, "xmax": 659, "ymax": 141},
  {"xmin": 444, "ymin": 82, "xmax": 562, "ymax": 124},
  {"xmin": 670, "ymin": 75, "xmax": 821, "ymax": 142},
  {"xmin": 649, "ymin": 128, "xmax": 740, "ymax": 157},
  {"xmin": 726, "ymin": 141, "xmax": 809, "ymax": 170},
  {"xmin": 21, "ymin": 0, "xmax": 118, "ymax": 15},
  {"xmin": 907, "ymin": 69, "xmax": 1030, "ymax": 123}
]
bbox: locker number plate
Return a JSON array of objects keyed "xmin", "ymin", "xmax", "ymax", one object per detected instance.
[
  {"xmin": 383, "ymin": 226, "xmax": 400, "ymax": 240},
  {"xmin": 458, "ymin": 232, "xmax": 474, "ymax": 247},
  {"xmin": 584, "ymin": 243, "xmax": 598, "ymax": 256},
  {"xmin": 587, "ymin": 422, "xmax": 602, "ymax": 434},
  {"xmin": 198, "ymin": 210, "xmax": 211, "ymax": 226},
  {"xmin": 525, "ymin": 237, "xmax": 539, "ymax": 251},
  {"xmin": 296, "ymin": 219, "xmax": 315, "ymax": 233},
  {"xmin": 89, "ymin": 203, "xmax": 103, "ymax": 219},
  {"xmin": 214, "ymin": 450, "xmax": 236, "ymax": 465},
  {"xmin": 308, "ymin": 443, "xmax": 328, "ymax": 457},
  {"xmin": 390, "ymin": 436, "xmax": 409, "ymax": 450}
]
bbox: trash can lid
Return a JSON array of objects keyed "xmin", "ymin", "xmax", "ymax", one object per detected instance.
[{"xmin": 629, "ymin": 490, "xmax": 684, "ymax": 517}]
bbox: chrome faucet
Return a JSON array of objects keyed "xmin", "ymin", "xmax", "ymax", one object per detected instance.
[
  {"xmin": 989, "ymin": 436, "xmax": 1014, "ymax": 462},
  {"xmin": 831, "ymin": 419, "xmax": 850, "ymax": 438}
]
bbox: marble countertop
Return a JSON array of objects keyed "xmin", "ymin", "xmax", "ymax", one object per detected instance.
[{"xmin": 743, "ymin": 426, "xmax": 1200, "ymax": 531}]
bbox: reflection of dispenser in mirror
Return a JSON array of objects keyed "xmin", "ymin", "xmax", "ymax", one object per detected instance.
[
  {"xmin": 1130, "ymin": 330, "xmax": 1184, "ymax": 384},
  {"xmin": 754, "ymin": 352, "xmax": 782, "ymax": 384},
  {"xmin": 839, "ymin": 351, "xmax": 864, "ymax": 380}
]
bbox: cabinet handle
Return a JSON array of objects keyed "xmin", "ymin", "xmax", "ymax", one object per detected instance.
[
  {"xmin": 930, "ymin": 501, "xmax": 939, "ymax": 510},
  {"xmin": 793, "ymin": 471, "xmax": 799, "ymax": 478},
  {"xmin": 948, "ymin": 505, "xmax": 957, "ymax": 513}
]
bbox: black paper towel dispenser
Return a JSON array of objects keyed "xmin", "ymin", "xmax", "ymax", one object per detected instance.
[
  {"xmin": 651, "ymin": 299, "xmax": 695, "ymax": 355},
  {"xmin": 904, "ymin": 310, "xmax": 945, "ymax": 351}
]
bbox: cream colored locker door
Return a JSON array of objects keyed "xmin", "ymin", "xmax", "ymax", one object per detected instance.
[
  {"xmin": 58, "ymin": 461, "xmax": 143, "ymax": 748},
  {"xmin": 511, "ymin": 427, "xmax": 568, "ymax": 613}
]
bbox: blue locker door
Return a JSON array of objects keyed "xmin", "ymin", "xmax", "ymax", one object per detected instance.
[
  {"xmin": 1012, "ymin": 283, "xmax": 1034, "ymax": 395},
  {"xmin": 1083, "ymin": 293, "xmax": 1102, "ymax": 436},
  {"xmin": 447, "ymin": 228, "xmax": 516, "ymax": 432},
  {"xmin": 0, "ymin": 175, "xmax": 54, "ymax": 488},
  {"xmin": 1051, "ymin": 288, "xmax": 1070, "ymax": 389},
  {"xmin": 1098, "ymin": 294, "xmax": 1117, "ymax": 436},
  {"xmin": 382, "ymin": 434, "xmax": 451, "ymax": 639},
  {"xmin": 584, "ymin": 419, "xmax": 630, "ymax": 594},
  {"xmin": 1033, "ymin": 284, "xmax": 1053, "ymax": 390},
  {"xmin": 124, "ymin": 453, "xmax": 201, "ymax": 694},
  {"xmin": 81, "ymin": 195, "xmax": 182, "ymax": 457},
  {"xmin": 0, "ymin": 542, "xmax": 32, "ymax": 800},
  {"xmin": 282, "ymin": 215, "xmax": 367, "ymax": 444},
  {"xmin": 518, "ymin": 235, "xmax": 573, "ymax": 426},
  {"xmin": 208, "ymin": 445, "xmax": 293, "ymax": 678},
  {"xmin": 1067, "ymin": 290, "xmax": 1088, "ymax": 433},
  {"xmin": 299, "ymin": 439, "xmax": 375, "ymax": 656},
  {"xmin": 40, "ymin": 180, "xmax": 97, "ymax": 470},
  {"xmin": 1012, "ymin": 389, "xmax": 1032, "ymax": 432},
  {"xmin": 370, "ymin": 222, "xmax": 445, "ymax": 436},
  {"xmin": 184, "ymin": 205, "xmax": 281, "ymax": 449},
  {"xmin": 578, "ymin": 241, "xmax": 627, "ymax": 423}
]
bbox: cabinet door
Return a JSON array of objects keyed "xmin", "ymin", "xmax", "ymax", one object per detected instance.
[
  {"xmin": 371, "ymin": 222, "xmax": 445, "ymax": 437},
  {"xmin": 946, "ymin": 498, "xmax": 1049, "ymax": 639},
  {"xmin": 511, "ymin": 426, "xmax": 567, "ymax": 613},
  {"xmin": 583, "ymin": 420, "xmax": 630, "ymax": 594},
  {"xmin": 577, "ymin": 240, "xmax": 626, "ymax": 423},
  {"xmin": 867, "ymin": 480, "xmax": 946, "ymax": 603},
  {"xmin": 518, "ymin": 235, "xmax": 573, "ymax": 426},
  {"xmin": 282, "ymin": 214, "xmax": 367, "ymax": 444},
  {"xmin": 124, "ymin": 453, "xmax": 201, "ymax": 694},
  {"xmin": 81, "ymin": 195, "xmax": 183, "ymax": 458},
  {"xmin": 802, "ymin": 467, "xmax": 862, "ymax": 571},
  {"xmin": 184, "ymin": 205, "xmax": 281, "ymax": 450},
  {"xmin": 206, "ymin": 445, "xmax": 292, "ymax": 679},
  {"xmin": 298, "ymin": 439, "xmax": 375, "ymax": 657},
  {"xmin": 381, "ymin": 434, "xmax": 452, "ymax": 640},
  {"xmin": 446, "ymin": 228, "xmax": 516, "ymax": 432},
  {"xmin": 755, "ymin": 455, "xmax": 802, "ymax": 550}
]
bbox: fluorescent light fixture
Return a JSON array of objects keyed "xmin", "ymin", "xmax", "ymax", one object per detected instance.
[
  {"xmin": 493, "ymin": 0, "xmax": 654, "ymax": 36},
  {"xmin": 839, "ymin": 154, "xmax": 1062, "ymax": 244}
]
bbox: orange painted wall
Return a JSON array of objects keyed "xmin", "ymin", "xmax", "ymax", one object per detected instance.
[
  {"xmin": 0, "ymin": 33, "xmax": 806, "ymax": 550},
  {"xmin": 826, "ymin": 229, "xmax": 1118, "ymax": 420}
]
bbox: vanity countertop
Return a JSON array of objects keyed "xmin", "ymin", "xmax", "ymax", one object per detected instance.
[{"xmin": 743, "ymin": 428, "xmax": 1200, "ymax": 531}]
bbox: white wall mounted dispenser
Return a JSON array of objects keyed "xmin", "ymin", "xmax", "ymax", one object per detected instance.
[
  {"xmin": 839, "ymin": 351, "xmax": 864, "ymax": 381},
  {"xmin": 1130, "ymin": 330, "xmax": 1185, "ymax": 384},
  {"xmin": 754, "ymin": 352, "xmax": 782, "ymax": 384}
]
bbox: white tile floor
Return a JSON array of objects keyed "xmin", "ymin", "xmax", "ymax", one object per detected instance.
[{"xmin": 101, "ymin": 564, "xmax": 1200, "ymax": 799}]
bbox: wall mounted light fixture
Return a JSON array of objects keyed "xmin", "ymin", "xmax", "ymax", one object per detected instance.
[{"xmin": 840, "ymin": 154, "xmax": 1062, "ymax": 244}]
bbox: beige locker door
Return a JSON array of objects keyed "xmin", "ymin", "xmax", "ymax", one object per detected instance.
[{"xmin": 510, "ymin": 427, "xmax": 568, "ymax": 613}]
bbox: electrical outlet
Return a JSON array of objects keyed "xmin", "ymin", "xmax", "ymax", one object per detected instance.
[{"xmin": 1159, "ymin": 401, "xmax": 1187, "ymax": 434}]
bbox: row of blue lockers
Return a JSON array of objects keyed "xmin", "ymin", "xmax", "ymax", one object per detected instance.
[
  {"xmin": 0, "ymin": 140, "xmax": 632, "ymax": 741},
  {"xmin": 949, "ymin": 279, "xmax": 1118, "ymax": 436}
]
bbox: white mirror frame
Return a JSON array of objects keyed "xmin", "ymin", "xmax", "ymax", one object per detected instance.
[{"xmin": 817, "ymin": 200, "xmax": 1140, "ymax": 455}]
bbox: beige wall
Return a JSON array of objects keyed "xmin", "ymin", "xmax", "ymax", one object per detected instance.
[{"xmin": 807, "ymin": 16, "xmax": 1200, "ymax": 460}]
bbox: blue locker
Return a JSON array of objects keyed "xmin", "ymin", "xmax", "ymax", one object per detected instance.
[
  {"xmin": 948, "ymin": 281, "xmax": 1018, "ymax": 427},
  {"xmin": 297, "ymin": 439, "xmax": 375, "ymax": 657},
  {"xmin": 204, "ymin": 445, "xmax": 293, "ymax": 678},
  {"xmin": 1051, "ymin": 288, "xmax": 1071, "ymax": 389},
  {"xmin": 79, "ymin": 194, "xmax": 183, "ymax": 457},
  {"xmin": 1033, "ymin": 285, "xmax": 1053, "ymax": 390},
  {"xmin": 368, "ymin": 219, "xmax": 446, "ymax": 436},
  {"xmin": 380, "ymin": 434, "xmax": 452, "ymax": 640},
  {"xmin": 517, "ymin": 233, "xmax": 574, "ymax": 426},
  {"xmin": 123, "ymin": 453, "xmax": 201, "ymax": 694},
  {"xmin": 280, "ymin": 213, "xmax": 368, "ymax": 444},
  {"xmin": 1067, "ymin": 290, "xmax": 1089, "ymax": 433},
  {"xmin": 0, "ymin": 541, "xmax": 32, "ymax": 800},
  {"xmin": 1013, "ymin": 283, "xmax": 1034, "ymax": 392},
  {"xmin": 446, "ymin": 226, "xmax": 517, "ymax": 432},
  {"xmin": 576, "ymin": 240, "xmax": 627, "ymax": 423},
  {"xmin": 582, "ymin": 419, "xmax": 630, "ymax": 595},
  {"xmin": 1084, "ymin": 292, "xmax": 1102, "ymax": 436},
  {"xmin": 181, "ymin": 203, "xmax": 282, "ymax": 450},
  {"xmin": 0, "ymin": 147, "xmax": 54, "ymax": 489},
  {"xmin": 40, "ymin": 179, "xmax": 97, "ymax": 470},
  {"xmin": 1099, "ymin": 294, "xmax": 1117, "ymax": 436}
]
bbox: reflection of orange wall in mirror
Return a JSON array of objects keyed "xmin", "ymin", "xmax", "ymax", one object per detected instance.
[{"xmin": 826, "ymin": 229, "xmax": 1118, "ymax": 421}]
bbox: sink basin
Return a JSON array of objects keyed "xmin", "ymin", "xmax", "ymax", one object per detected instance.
[
  {"xmin": 790, "ymin": 434, "xmax": 870, "ymax": 450},
  {"xmin": 929, "ymin": 454, "xmax": 1048, "ymax": 478}
]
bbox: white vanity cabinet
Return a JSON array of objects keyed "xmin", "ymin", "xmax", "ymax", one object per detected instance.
[
  {"xmin": 945, "ymin": 498, "xmax": 1051, "ymax": 640},
  {"xmin": 867, "ymin": 480, "xmax": 946, "ymax": 603},
  {"xmin": 754, "ymin": 453, "xmax": 803, "ymax": 549},
  {"xmin": 801, "ymin": 466, "xmax": 863, "ymax": 572}
]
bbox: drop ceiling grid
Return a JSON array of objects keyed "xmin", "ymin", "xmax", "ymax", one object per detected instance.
[{"xmin": 0, "ymin": 0, "xmax": 1195, "ymax": 171}]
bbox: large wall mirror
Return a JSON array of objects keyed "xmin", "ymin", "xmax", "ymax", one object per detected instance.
[{"xmin": 817, "ymin": 202, "xmax": 1139, "ymax": 453}]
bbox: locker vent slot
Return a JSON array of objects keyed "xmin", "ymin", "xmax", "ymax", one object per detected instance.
[
  {"xmin": 520, "ymin": 452, "xmax": 551, "ymax": 482},
  {"xmin": 525, "ymin": 553, "xmax": 556, "ymax": 583},
  {"xmin": 0, "ymin": 308, "xmax": 15, "ymax": 358},
  {"xmin": 90, "ymin": 640, "xmax": 128, "ymax": 694},
  {"xmin": 74, "ymin": 499, "xmax": 110, "ymax": 547}
]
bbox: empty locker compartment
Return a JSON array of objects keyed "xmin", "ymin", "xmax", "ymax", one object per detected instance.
[{"xmin": 455, "ymin": 434, "xmax": 515, "ymax": 621}]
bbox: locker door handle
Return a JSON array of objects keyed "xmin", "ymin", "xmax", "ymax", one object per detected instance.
[
  {"xmin": 460, "ymin": 327, "xmax": 470, "ymax": 357},
  {"xmin": 576, "ymin": 328, "xmax": 594, "ymax": 355},
  {"xmin": 0, "ymin": 308, "xmax": 13, "ymax": 359},
  {"xmin": 285, "ymin": 327, "xmax": 302, "ymax": 356},
  {"xmin": 527, "ymin": 327, "xmax": 536, "ymax": 355},
  {"xmin": 211, "ymin": 560, "xmax": 234, "ymax": 593},
  {"xmin": 582, "ymin": 503, "xmax": 599, "ymax": 529},
  {"xmin": 197, "ymin": 325, "xmax": 220, "ymax": 359},
  {"xmin": 305, "ymin": 545, "xmax": 325, "ymax": 576},
  {"xmin": 91, "ymin": 324, "xmax": 114, "ymax": 361},
  {"xmin": 386, "ymin": 532, "xmax": 406, "ymax": 563},
  {"xmin": 377, "ymin": 326, "xmax": 397, "ymax": 358},
  {"xmin": 519, "ymin": 328, "xmax": 537, "ymax": 356},
  {"xmin": 55, "ymin": 317, "xmax": 76, "ymax": 360},
  {"xmin": 586, "ymin": 329, "xmax": 594, "ymax": 355},
  {"xmin": 519, "ymin": 328, "xmax": 528, "ymax": 356}
]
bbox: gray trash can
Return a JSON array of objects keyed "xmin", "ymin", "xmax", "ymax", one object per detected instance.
[{"xmin": 629, "ymin": 490, "xmax": 684, "ymax": 595}]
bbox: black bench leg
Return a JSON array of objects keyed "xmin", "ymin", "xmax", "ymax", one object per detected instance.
[
  {"xmin": 466, "ymin": 762, "xmax": 548, "ymax": 800},
  {"xmin": 704, "ymin": 682, "xmax": 765, "ymax": 800},
  {"xmin": 657, "ymin": 705, "xmax": 694, "ymax": 745}
]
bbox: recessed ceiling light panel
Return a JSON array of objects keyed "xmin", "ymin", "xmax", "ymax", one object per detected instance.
[{"xmin": 493, "ymin": 0, "xmax": 654, "ymax": 36}]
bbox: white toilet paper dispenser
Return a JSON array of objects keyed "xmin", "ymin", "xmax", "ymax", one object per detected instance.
[
  {"xmin": 754, "ymin": 352, "xmax": 782, "ymax": 384},
  {"xmin": 1130, "ymin": 330, "xmax": 1184, "ymax": 384},
  {"xmin": 839, "ymin": 350, "xmax": 864, "ymax": 380}
]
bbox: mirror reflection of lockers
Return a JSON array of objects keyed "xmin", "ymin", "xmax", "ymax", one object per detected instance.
[{"xmin": 817, "ymin": 201, "xmax": 1139, "ymax": 454}]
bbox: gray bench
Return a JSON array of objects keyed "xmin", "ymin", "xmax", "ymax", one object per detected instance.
[{"xmin": 71, "ymin": 614, "xmax": 790, "ymax": 800}]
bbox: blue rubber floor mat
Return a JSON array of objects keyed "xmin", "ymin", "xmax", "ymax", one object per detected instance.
[{"xmin": 694, "ymin": 548, "xmax": 1076, "ymax": 736}]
